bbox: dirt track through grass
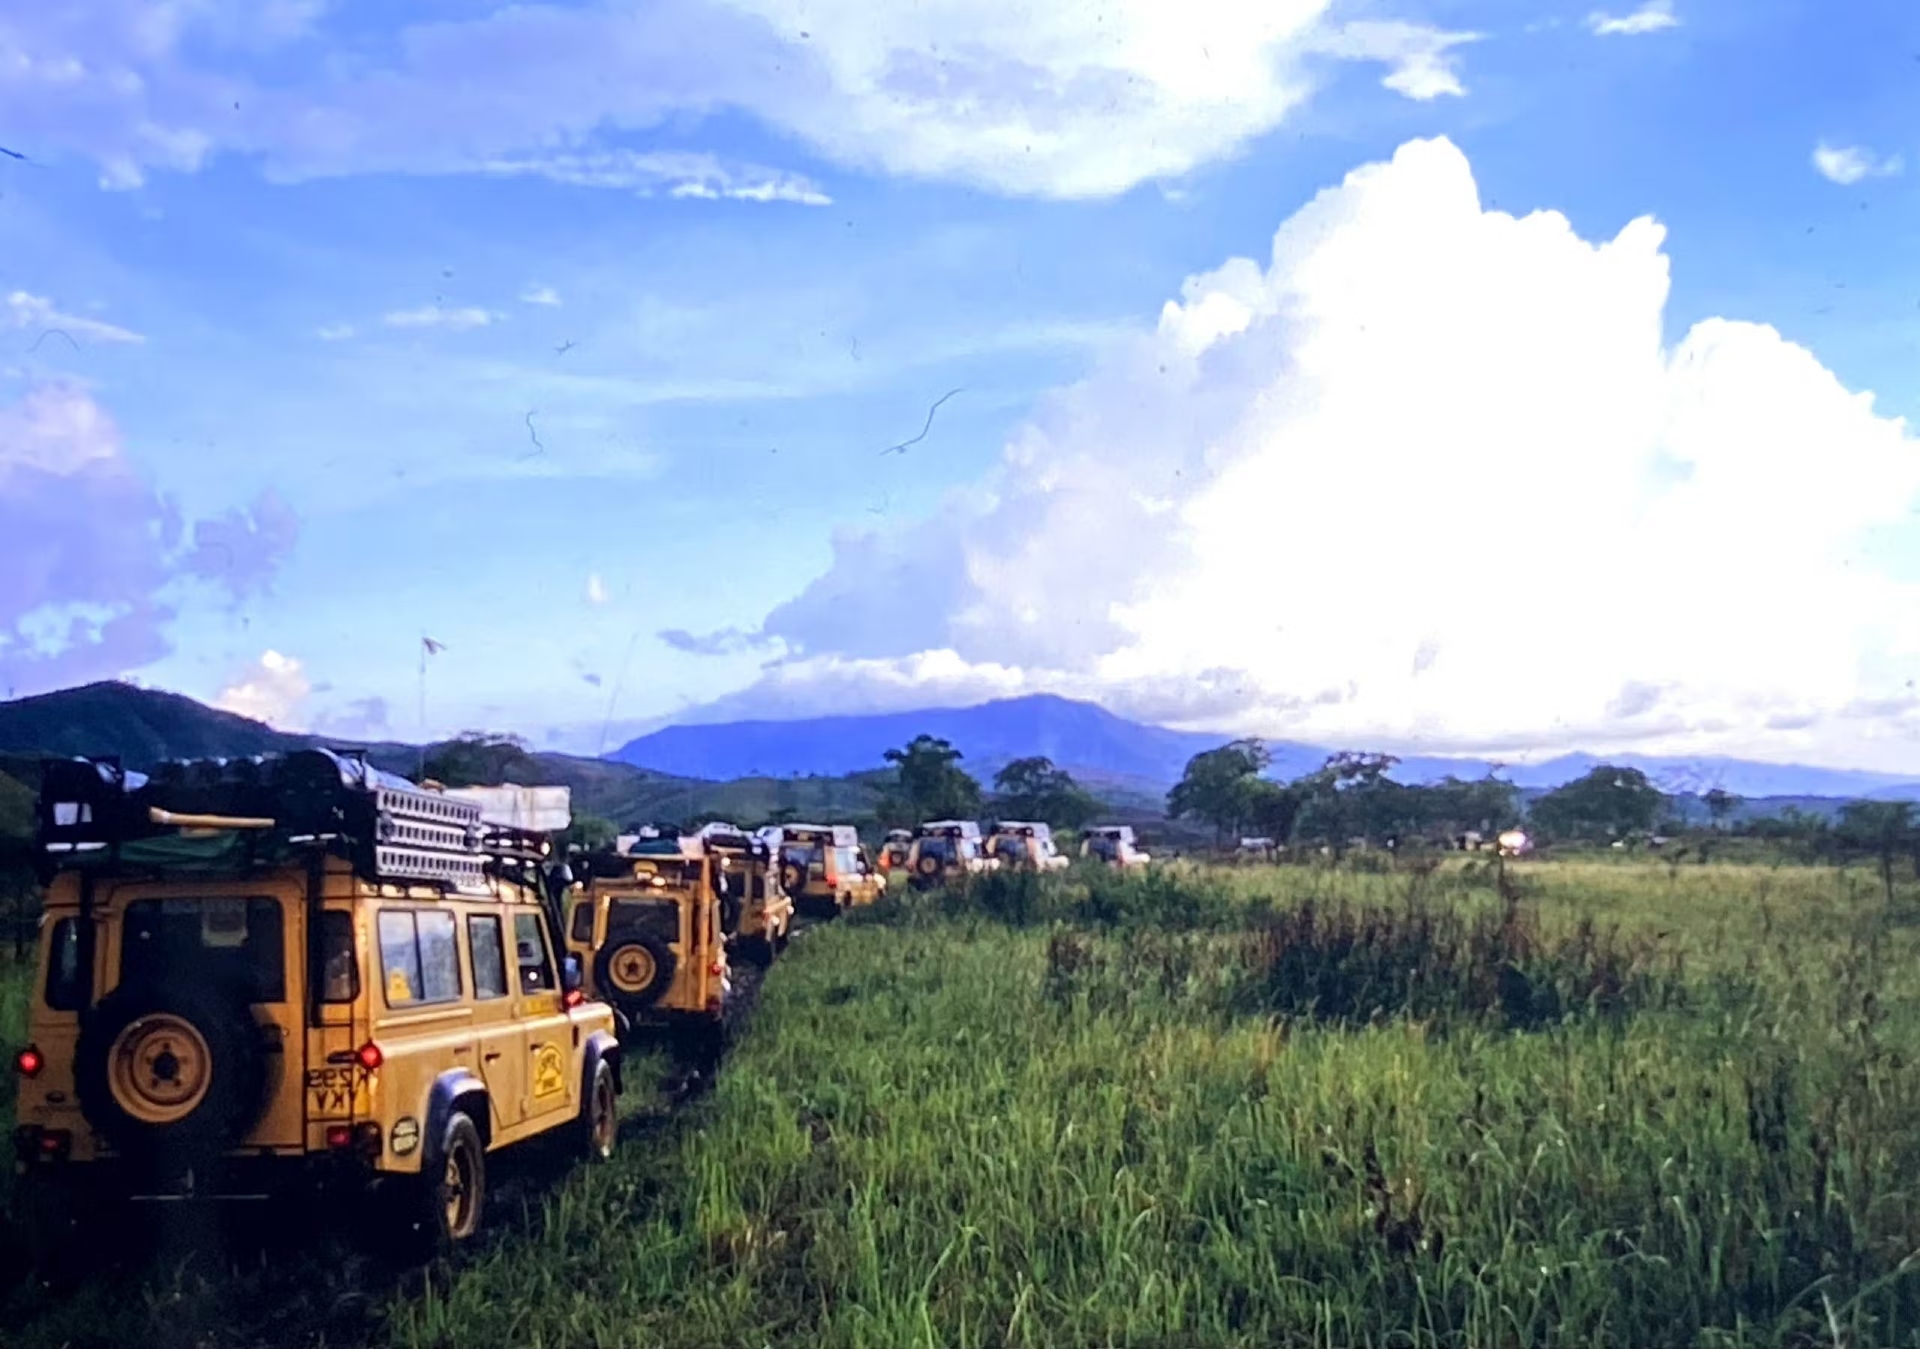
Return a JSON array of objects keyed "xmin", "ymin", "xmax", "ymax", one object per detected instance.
[{"xmin": 9, "ymin": 860, "xmax": 1920, "ymax": 1347}]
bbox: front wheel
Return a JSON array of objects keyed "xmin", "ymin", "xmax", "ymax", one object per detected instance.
[{"xmin": 576, "ymin": 1060, "xmax": 618, "ymax": 1163}]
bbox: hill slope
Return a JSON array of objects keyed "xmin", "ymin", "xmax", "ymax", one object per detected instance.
[{"xmin": 0, "ymin": 682, "xmax": 887, "ymax": 833}]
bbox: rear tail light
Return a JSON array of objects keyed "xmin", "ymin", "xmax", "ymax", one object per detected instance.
[
  {"xmin": 563, "ymin": 988, "xmax": 584, "ymax": 1009},
  {"xmin": 708, "ymin": 961, "xmax": 724, "ymax": 977},
  {"xmin": 325, "ymin": 1124, "xmax": 353, "ymax": 1149},
  {"xmin": 14, "ymin": 1046, "xmax": 43, "ymax": 1078},
  {"xmin": 14, "ymin": 1125, "xmax": 71, "ymax": 1163},
  {"xmin": 355, "ymin": 1041, "xmax": 384, "ymax": 1071}
]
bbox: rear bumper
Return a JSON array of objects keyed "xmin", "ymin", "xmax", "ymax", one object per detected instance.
[{"xmin": 13, "ymin": 1145, "xmax": 378, "ymax": 1202}]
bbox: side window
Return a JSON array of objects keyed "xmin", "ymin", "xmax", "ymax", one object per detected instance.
[
  {"xmin": 468, "ymin": 915, "xmax": 508, "ymax": 1001},
  {"xmin": 513, "ymin": 912, "xmax": 556, "ymax": 994},
  {"xmin": 569, "ymin": 899, "xmax": 595, "ymax": 944},
  {"xmin": 44, "ymin": 917, "xmax": 86, "ymax": 1012},
  {"xmin": 318, "ymin": 911, "xmax": 358, "ymax": 1003},
  {"xmin": 417, "ymin": 910, "xmax": 461, "ymax": 1002},
  {"xmin": 378, "ymin": 911, "xmax": 423, "ymax": 1006}
]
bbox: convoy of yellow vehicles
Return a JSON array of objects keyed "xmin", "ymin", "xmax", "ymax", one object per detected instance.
[{"xmin": 8, "ymin": 746, "xmax": 1151, "ymax": 1256}]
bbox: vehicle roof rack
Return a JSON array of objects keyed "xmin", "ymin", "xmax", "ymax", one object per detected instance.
[
  {"xmin": 35, "ymin": 749, "xmax": 562, "ymax": 894},
  {"xmin": 694, "ymin": 821, "xmax": 770, "ymax": 857}
]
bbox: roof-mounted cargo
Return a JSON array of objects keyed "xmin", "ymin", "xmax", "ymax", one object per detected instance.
[
  {"xmin": 989, "ymin": 820, "xmax": 1053, "ymax": 839},
  {"xmin": 915, "ymin": 819, "xmax": 981, "ymax": 840},
  {"xmin": 34, "ymin": 749, "xmax": 562, "ymax": 893}
]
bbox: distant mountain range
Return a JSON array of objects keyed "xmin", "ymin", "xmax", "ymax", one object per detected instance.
[
  {"xmin": 0, "ymin": 683, "xmax": 880, "ymax": 831},
  {"xmin": 611, "ymin": 693, "xmax": 1920, "ymax": 801},
  {"xmin": 3, "ymin": 684, "xmax": 1916, "ymax": 827}
]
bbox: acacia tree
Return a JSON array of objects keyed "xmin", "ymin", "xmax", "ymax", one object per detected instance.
[
  {"xmin": 993, "ymin": 756, "xmax": 1100, "ymax": 830},
  {"xmin": 1292, "ymin": 752, "xmax": 1402, "ymax": 857},
  {"xmin": 1703, "ymin": 787, "xmax": 1741, "ymax": 831},
  {"xmin": 420, "ymin": 731, "xmax": 540, "ymax": 788},
  {"xmin": 1167, "ymin": 739, "xmax": 1272, "ymax": 844},
  {"xmin": 878, "ymin": 735, "xmax": 983, "ymax": 826},
  {"xmin": 1836, "ymin": 800, "xmax": 1915, "ymax": 905},
  {"xmin": 1528, "ymin": 766, "xmax": 1665, "ymax": 843}
]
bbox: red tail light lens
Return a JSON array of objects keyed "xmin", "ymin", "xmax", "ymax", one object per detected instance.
[
  {"xmin": 325, "ymin": 1124, "xmax": 353, "ymax": 1149},
  {"xmin": 355, "ymin": 1042, "xmax": 384, "ymax": 1071},
  {"xmin": 14, "ymin": 1047, "xmax": 43, "ymax": 1078},
  {"xmin": 563, "ymin": 988, "xmax": 584, "ymax": 1009},
  {"xmin": 708, "ymin": 961, "xmax": 724, "ymax": 977}
]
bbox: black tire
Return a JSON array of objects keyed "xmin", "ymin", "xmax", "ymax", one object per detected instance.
[
  {"xmin": 576, "ymin": 1059, "xmax": 618, "ymax": 1163},
  {"xmin": 594, "ymin": 930, "xmax": 676, "ymax": 1010},
  {"xmin": 417, "ymin": 1112, "xmax": 487, "ymax": 1254},
  {"xmin": 73, "ymin": 979, "xmax": 267, "ymax": 1171}
]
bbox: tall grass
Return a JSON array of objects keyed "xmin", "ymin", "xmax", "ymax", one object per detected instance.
[{"xmin": 6, "ymin": 858, "xmax": 1920, "ymax": 1347}]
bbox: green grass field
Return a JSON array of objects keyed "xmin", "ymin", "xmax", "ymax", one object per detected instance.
[{"xmin": 6, "ymin": 856, "xmax": 1920, "ymax": 1348}]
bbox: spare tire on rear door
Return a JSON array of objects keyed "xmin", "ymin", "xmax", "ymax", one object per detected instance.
[
  {"xmin": 74, "ymin": 979, "xmax": 269, "ymax": 1170},
  {"xmin": 594, "ymin": 930, "xmax": 676, "ymax": 1009}
]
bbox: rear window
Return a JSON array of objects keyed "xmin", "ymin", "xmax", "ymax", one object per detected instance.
[
  {"xmin": 570, "ymin": 900, "xmax": 596, "ymax": 943},
  {"xmin": 44, "ymin": 917, "xmax": 87, "ymax": 1012},
  {"xmin": 121, "ymin": 897, "xmax": 286, "ymax": 1004},
  {"xmin": 318, "ymin": 911, "xmax": 358, "ymax": 1003},
  {"xmin": 918, "ymin": 837, "xmax": 955, "ymax": 863},
  {"xmin": 377, "ymin": 909, "xmax": 462, "ymax": 1007},
  {"xmin": 997, "ymin": 837, "xmax": 1030, "ymax": 861}
]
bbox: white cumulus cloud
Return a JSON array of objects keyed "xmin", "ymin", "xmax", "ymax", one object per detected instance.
[
  {"xmin": 719, "ymin": 137, "xmax": 1920, "ymax": 771},
  {"xmin": 381, "ymin": 305, "xmax": 497, "ymax": 331},
  {"xmin": 1586, "ymin": 1, "xmax": 1680, "ymax": 36},
  {"xmin": 0, "ymin": 0, "xmax": 1483, "ymax": 201},
  {"xmin": 314, "ymin": 322, "xmax": 355, "ymax": 341},
  {"xmin": 6, "ymin": 291, "xmax": 145, "ymax": 345},
  {"xmin": 519, "ymin": 285, "xmax": 562, "ymax": 307},
  {"xmin": 214, "ymin": 649, "xmax": 311, "ymax": 727},
  {"xmin": 1812, "ymin": 142, "xmax": 1903, "ymax": 186},
  {"xmin": 586, "ymin": 573, "xmax": 609, "ymax": 605},
  {"xmin": 1307, "ymin": 21, "xmax": 1481, "ymax": 101}
]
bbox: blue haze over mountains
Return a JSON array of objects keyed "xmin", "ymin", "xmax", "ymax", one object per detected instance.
[{"xmin": 612, "ymin": 695, "xmax": 1920, "ymax": 801}]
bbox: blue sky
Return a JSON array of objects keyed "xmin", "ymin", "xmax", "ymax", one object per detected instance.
[{"xmin": 4, "ymin": 0, "xmax": 1920, "ymax": 771}]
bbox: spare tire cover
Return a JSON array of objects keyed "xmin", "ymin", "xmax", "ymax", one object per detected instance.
[
  {"xmin": 75, "ymin": 979, "xmax": 269, "ymax": 1168},
  {"xmin": 594, "ymin": 929, "xmax": 676, "ymax": 1008}
]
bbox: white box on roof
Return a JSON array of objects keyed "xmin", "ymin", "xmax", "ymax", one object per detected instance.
[{"xmin": 441, "ymin": 784, "xmax": 572, "ymax": 833}]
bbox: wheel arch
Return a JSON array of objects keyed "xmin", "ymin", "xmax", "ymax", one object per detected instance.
[
  {"xmin": 583, "ymin": 1029, "xmax": 623, "ymax": 1095},
  {"xmin": 425, "ymin": 1068, "xmax": 492, "ymax": 1156}
]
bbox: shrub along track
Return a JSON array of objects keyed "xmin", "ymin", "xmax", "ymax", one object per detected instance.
[{"xmin": 0, "ymin": 915, "xmax": 812, "ymax": 1349}]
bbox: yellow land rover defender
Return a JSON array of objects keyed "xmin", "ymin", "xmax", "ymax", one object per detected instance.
[
  {"xmin": 986, "ymin": 820, "xmax": 1072, "ymax": 873},
  {"xmin": 564, "ymin": 829, "xmax": 732, "ymax": 1046},
  {"xmin": 905, "ymin": 819, "xmax": 996, "ymax": 890},
  {"xmin": 10, "ymin": 751, "xmax": 622, "ymax": 1256},
  {"xmin": 1083, "ymin": 824, "xmax": 1152, "ymax": 869},
  {"xmin": 694, "ymin": 822, "xmax": 794, "ymax": 966},
  {"xmin": 762, "ymin": 823, "xmax": 884, "ymax": 918},
  {"xmin": 877, "ymin": 829, "xmax": 914, "ymax": 878}
]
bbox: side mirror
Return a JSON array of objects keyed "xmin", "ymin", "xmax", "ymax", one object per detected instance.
[{"xmin": 562, "ymin": 954, "xmax": 583, "ymax": 995}]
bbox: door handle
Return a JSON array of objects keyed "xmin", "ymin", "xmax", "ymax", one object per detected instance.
[{"xmin": 484, "ymin": 1051, "xmax": 502, "ymax": 1063}]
